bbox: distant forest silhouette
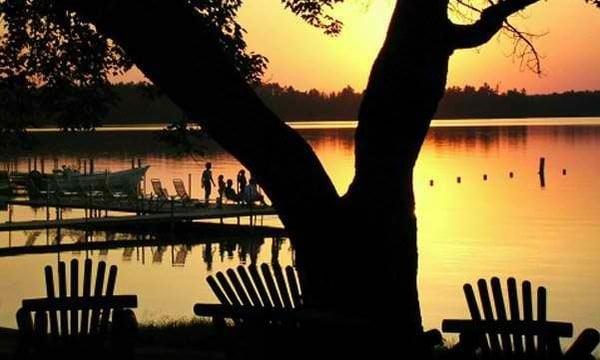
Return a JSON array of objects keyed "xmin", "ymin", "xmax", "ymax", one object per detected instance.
[{"xmin": 102, "ymin": 82, "xmax": 600, "ymax": 124}]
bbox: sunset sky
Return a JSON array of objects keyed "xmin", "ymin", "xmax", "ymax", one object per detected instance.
[{"xmin": 123, "ymin": 0, "xmax": 600, "ymax": 94}]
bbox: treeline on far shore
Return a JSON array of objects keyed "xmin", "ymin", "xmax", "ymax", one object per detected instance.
[{"xmin": 104, "ymin": 82, "xmax": 600, "ymax": 124}]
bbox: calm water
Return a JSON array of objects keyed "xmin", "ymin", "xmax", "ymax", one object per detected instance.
[{"xmin": 0, "ymin": 118, "xmax": 599, "ymax": 344}]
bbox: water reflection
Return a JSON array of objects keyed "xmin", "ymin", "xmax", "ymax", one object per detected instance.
[{"xmin": 0, "ymin": 119, "xmax": 599, "ymax": 339}]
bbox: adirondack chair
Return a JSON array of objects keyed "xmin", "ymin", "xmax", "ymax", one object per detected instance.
[
  {"xmin": 195, "ymin": 263, "xmax": 444, "ymax": 360},
  {"xmin": 15, "ymin": 259, "xmax": 138, "ymax": 359},
  {"xmin": 442, "ymin": 277, "xmax": 599, "ymax": 360},
  {"xmin": 194, "ymin": 263, "xmax": 303, "ymax": 327}
]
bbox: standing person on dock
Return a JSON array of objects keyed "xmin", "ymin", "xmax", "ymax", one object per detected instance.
[
  {"xmin": 216, "ymin": 174, "xmax": 226, "ymax": 208},
  {"xmin": 201, "ymin": 162, "xmax": 216, "ymax": 205},
  {"xmin": 237, "ymin": 169, "xmax": 247, "ymax": 194}
]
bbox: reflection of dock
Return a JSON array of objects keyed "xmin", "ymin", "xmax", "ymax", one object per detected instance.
[
  {"xmin": 0, "ymin": 223, "xmax": 286, "ymax": 258},
  {"xmin": 0, "ymin": 204, "xmax": 277, "ymax": 232}
]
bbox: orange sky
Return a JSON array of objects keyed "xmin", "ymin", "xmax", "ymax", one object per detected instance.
[{"xmin": 122, "ymin": 0, "xmax": 600, "ymax": 94}]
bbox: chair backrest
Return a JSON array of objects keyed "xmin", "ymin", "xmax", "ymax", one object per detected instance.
[
  {"xmin": 150, "ymin": 178, "xmax": 166, "ymax": 199},
  {"xmin": 17, "ymin": 259, "xmax": 137, "ymax": 339},
  {"xmin": 207, "ymin": 263, "xmax": 302, "ymax": 310},
  {"xmin": 173, "ymin": 178, "xmax": 189, "ymax": 200},
  {"xmin": 442, "ymin": 277, "xmax": 573, "ymax": 359}
]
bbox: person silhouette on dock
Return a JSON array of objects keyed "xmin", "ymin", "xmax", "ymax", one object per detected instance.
[
  {"xmin": 201, "ymin": 162, "xmax": 216, "ymax": 205},
  {"xmin": 243, "ymin": 178, "xmax": 267, "ymax": 206},
  {"xmin": 237, "ymin": 169, "xmax": 247, "ymax": 194},
  {"xmin": 224, "ymin": 179, "xmax": 241, "ymax": 203},
  {"xmin": 216, "ymin": 174, "xmax": 226, "ymax": 207}
]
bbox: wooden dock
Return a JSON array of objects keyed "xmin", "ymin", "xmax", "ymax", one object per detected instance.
[{"xmin": 0, "ymin": 204, "xmax": 277, "ymax": 232}]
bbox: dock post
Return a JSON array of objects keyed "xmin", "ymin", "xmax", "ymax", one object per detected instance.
[
  {"xmin": 83, "ymin": 160, "xmax": 87, "ymax": 175},
  {"xmin": 137, "ymin": 158, "xmax": 142, "ymax": 168},
  {"xmin": 41, "ymin": 159, "xmax": 45, "ymax": 174},
  {"xmin": 457, "ymin": 176, "xmax": 461, "ymax": 184},
  {"xmin": 483, "ymin": 174, "xmax": 488, "ymax": 181},
  {"xmin": 28, "ymin": 158, "xmax": 32, "ymax": 173},
  {"xmin": 90, "ymin": 159, "xmax": 94, "ymax": 174},
  {"xmin": 188, "ymin": 173, "xmax": 192, "ymax": 198},
  {"xmin": 33, "ymin": 157, "xmax": 37, "ymax": 171},
  {"xmin": 538, "ymin": 157, "xmax": 545, "ymax": 175},
  {"xmin": 562, "ymin": 168, "xmax": 567, "ymax": 175},
  {"xmin": 170, "ymin": 198, "xmax": 175, "ymax": 233},
  {"xmin": 131, "ymin": 159, "xmax": 135, "ymax": 169}
]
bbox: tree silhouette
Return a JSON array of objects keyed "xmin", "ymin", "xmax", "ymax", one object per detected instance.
[{"xmin": 1, "ymin": 0, "xmax": 598, "ymax": 356}]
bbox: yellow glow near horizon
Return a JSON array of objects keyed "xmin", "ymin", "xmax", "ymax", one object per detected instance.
[{"xmin": 120, "ymin": 0, "xmax": 600, "ymax": 94}]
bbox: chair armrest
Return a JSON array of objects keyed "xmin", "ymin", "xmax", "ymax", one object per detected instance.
[{"xmin": 565, "ymin": 328, "xmax": 600, "ymax": 360}]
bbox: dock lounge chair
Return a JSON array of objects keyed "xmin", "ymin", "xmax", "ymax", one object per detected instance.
[
  {"xmin": 442, "ymin": 277, "xmax": 599, "ymax": 360},
  {"xmin": 173, "ymin": 178, "xmax": 192, "ymax": 203},
  {"xmin": 16, "ymin": 259, "xmax": 138, "ymax": 359}
]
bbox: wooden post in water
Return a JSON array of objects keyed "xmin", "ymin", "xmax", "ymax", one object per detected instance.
[
  {"xmin": 457, "ymin": 176, "xmax": 461, "ymax": 184},
  {"xmin": 562, "ymin": 169, "xmax": 567, "ymax": 175},
  {"xmin": 538, "ymin": 157, "xmax": 545, "ymax": 175},
  {"xmin": 509, "ymin": 172, "xmax": 514, "ymax": 178},
  {"xmin": 33, "ymin": 157, "xmax": 37, "ymax": 171},
  {"xmin": 89, "ymin": 159, "xmax": 95, "ymax": 174},
  {"xmin": 483, "ymin": 174, "xmax": 488, "ymax": 181},
  {"xmin": 40, "ymin": 159, "xmax": 45, "ymax": 174},
  {"xmin": 429, "ymin": 180, "xmax": 434, "ymax": 187},
  {"xmin": 131, "ymin": 159, "xmax": 135, "ymax": 169},
  {"xmin": 137, "ymin": 158, "xmax": 142, "ymax": 168},
  {"xmin": 188, "ymin": 173, "xmax": 192, "ymax": 198},
  {"xmin": 28, "ymin": 158, "xmax": 32, "ymax": 173},
  {"xmin": 83, "ymin": 160, "xmax": 87, "ymax": 175}
]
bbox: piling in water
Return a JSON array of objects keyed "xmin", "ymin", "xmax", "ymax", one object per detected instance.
[
  {"xmin": 538, "ymin": 157, "xmax": 545, "ymax": 175},
  {"xmin": 457, "ymin": 176, "xmax": 461, "ymax": 184}
]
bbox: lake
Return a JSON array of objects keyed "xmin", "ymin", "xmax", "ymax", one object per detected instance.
[{"xmin": 0, "ymin": 118, "xmax": 599, "ymax": 345}]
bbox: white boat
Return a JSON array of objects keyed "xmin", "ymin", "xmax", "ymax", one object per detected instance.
[{"xmin": 27, "ymin": 165, "xmax": 150, "ymax": 196}]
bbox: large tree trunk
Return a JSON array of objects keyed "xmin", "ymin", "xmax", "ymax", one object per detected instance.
[
  {"xmin": 55, "ymin": 0, "xmax": 469, "ymax": 357},
  {"xmin": 341, "ymin": 0, "xmax": 453, "ymax": 352}
]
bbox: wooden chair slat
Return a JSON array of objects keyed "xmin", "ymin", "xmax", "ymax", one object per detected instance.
[
  {"xmin": 464, "ymin": 283, "xmax": 491, "ymax": 355},
  {"xmin": 100, "ymin": 265, "xmax": 118, "ymax": 334},
  {"xmin": 207, "ymin": 275, "xmax": 232, "ymax": 306},
  {"xmin": 90, "ymin": 261, "xmax": 106, "ymax": 335},
  {"xmin": 478, "ymin": 279, "xmax": 501, "ymax": 353},
  {"xmin": 261, "ymin": 263, "xmax": 283, "ymax": 309},
  {"xmin": 70, "ymin": 259, "xmax": 79, "ymax": 337},
  {"xmin": 44, "ymin": 265, "xmax": 59, "ymax": 338},
  {"xmin": 522, "ymin": 281, "xmax": 535, "ymax": 358},
  {"xmin": 491, "ymin": 277, "xmax": 513, "ymax": 354},
  {"xmin": 216, "ymin": 272, "xmax": 241, "ymax": 306},
  {"xmin": 237, "ymin": 266, "xmax": 262, "ymax": 307},
  {"xmin": 58, "ymin": 261, "xmax": 68, "ymax": 336},
  {"xmin": 226, "ymin": 269, "xmax": 251, "ymax": 306},
  {"xmin": 285, "ymin": 266, "xmax": 302, "ymax": 308},
  {"xmin": 507, "ymin": 277, "xmax": 524, "ymax": 357},
  {"xmin": 249, "ymin": 264, "xmax": 272, "ymax": 308},
  {"xmin": 80, "ymin": 258, "xmax": 92, "ymax": 335},
  {"xmin": 273, "ymin": 263, "xmax": 293, "ymax": 309}
]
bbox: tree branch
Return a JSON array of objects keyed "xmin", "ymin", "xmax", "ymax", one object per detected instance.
[
  {"xmin": 450, "ymin": 0, "xmax": 540, "ymax": 50},
  {"xmin": 54, "ymin": 0, "xmax": 340, "ymax": 230}
]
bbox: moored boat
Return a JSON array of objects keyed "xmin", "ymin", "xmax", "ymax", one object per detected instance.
[{"xmin": 25, "ymin": 165, "xmax": 150, "ymax": 196}]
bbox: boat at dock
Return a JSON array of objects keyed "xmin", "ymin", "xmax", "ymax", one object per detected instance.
[{"xmin": 21, "ymin": 165, "xmax": 150, "ymax": 196}]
